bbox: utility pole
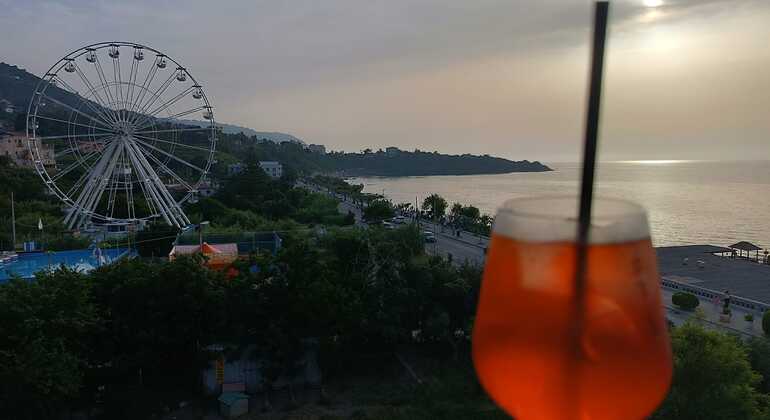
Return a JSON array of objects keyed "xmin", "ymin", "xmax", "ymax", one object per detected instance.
[{"xmin": 10, "ymin": 191, "xmax": 16, "ymax": 250}]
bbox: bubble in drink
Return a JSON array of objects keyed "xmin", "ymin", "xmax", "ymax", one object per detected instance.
[{"xmin": 472, "ymin": 197, "xmax": 672, "ymax": 420}]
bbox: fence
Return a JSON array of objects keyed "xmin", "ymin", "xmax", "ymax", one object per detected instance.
[
  {"xmin": 176, "ymin": 231, "xmax": 282, "ymax": 255},
  {"xmin": 661, "ymin": 277, "xmax": 770, "ymax": 314}
]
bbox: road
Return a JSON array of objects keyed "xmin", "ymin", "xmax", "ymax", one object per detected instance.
[
  {"xmin": 302, "ymin": 181, "xmax": 764, "ymax": 337},
  {"xmin": 300, "ymin": 181, "xmax": 487, "ymax": 266}
]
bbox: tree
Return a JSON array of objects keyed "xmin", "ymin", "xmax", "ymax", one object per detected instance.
[
  {"xmin": 763, "ymin": 311, "xmax": 770, "ymax": 336},
  {"xmin": 653, "ymin": 323, "xmax": 766, "ymax": 420},
  {"xmin": 671, "ymin": 292, "xmax": 699, "ymax": 311},
  {"xmin": 460, "ymin": 205, "xmax": 480, "ymax": 221},
  {"xmin": 450, "ymin": 203, "xmax": 463, "ymax": 220},
  {"xmin": 423, "ymin": 194, "xmax": 448, "ymax": 220},
  {"xmin": 364, "ymin": 199, "xmax": 394, "ymax": 222},
  {"xmin": 746, "ymin": 337, "xmax": 770, "ymax": 394},
  {"xmin": 0, "ymin": 268, "xmax": 99, "ymax": 419}
]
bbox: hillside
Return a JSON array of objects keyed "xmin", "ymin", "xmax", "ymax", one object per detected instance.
[
  {"xmin": 0, "ymin": 61, "xmax": 550, "ymax": 177},
  {"xmin": 327, "ymin": 148, "xmax": 551, "ymax": 176},
  {"xmin": 176, "ymin": 119, "xmax": 305, "ymax": 144}
]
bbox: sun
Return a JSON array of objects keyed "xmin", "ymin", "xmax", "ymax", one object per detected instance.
[{"xmin": 643, "ymin": 0, "xmax": 663, "ymax": 7}]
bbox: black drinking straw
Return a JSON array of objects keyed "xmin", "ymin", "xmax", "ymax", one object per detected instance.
[
  {"xmin": 569, "ymin": 1, "xmax": 609, "ymax": 402},
  {"xmin": 576, "ymin": 2, "xmax": 609, "ymax": 290}
]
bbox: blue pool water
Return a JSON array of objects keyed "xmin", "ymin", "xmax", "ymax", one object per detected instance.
[{"xmin": 0, "ymin": 248, "xmax": 129, "ymax": 281}]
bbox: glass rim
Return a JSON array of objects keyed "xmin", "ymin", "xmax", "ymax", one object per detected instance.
[
  {"xmin": 493, "ymin": 195, "xmax": 650, "ymax": 243},
  {"xmin": 497, "ymin": 195, "xmax": 646, "ymax": 221}
]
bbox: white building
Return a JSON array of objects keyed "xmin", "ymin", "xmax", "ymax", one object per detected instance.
[
  {"xmin": 227, "ymin": 162, "xmax": 245, "ymax": 176},
  {"xmin": 258, "ymin": 161, "xmax": 283, "ymax": 179}
]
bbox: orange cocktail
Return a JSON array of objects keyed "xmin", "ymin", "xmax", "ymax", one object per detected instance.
[{"xmin": 473, "ymin": 197, "xmax": 672, "ymax": 420}]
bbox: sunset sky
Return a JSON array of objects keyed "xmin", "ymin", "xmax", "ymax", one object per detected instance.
[{"xmin": 1, "ymin": 0, "xmax": 768, "ymax": 161}]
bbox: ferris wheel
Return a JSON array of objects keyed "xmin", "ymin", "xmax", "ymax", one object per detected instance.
[{"xmin": 26, "ymin": 41, "xmax": 217, "ymax": 230}]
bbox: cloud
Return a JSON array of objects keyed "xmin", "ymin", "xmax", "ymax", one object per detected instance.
[{"xmin": 1, "ymin": 0, "xmax": 768, "ymax": 160}]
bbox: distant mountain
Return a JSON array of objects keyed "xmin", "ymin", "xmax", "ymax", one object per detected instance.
[
  {"xmin": 176, "ymin": 119, "xmax": 305, "ymax": 145},
  {"xmin": 327, "ymin": 148, "xmax": 551, "ymax": 176},
  {"xmin": 0, "ymin": 62, "xmax": 306, "ymax": 145}
]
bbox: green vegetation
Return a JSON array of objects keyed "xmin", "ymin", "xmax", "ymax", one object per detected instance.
[
  {"xmin": 0, "ymin": 157, "xmax": 68, "ymax": 250},
  {"xmin": 449, "ymin": 202, "xmax": 494, "ymax": 236},
  {"xmin": 0, "ymin": 224, "xmax": 490, "ymax": 419},
  {"xmin": 363, "ymin": 199, "xmax": 395, "ymax": 222},
  {"xmin": 327, "ymin": 148, "xmax": 551, "ymax": 176},
  {"xmin": 422, "ymin": 194, "xmax": 448, "ymax": 220},
  {"xmin": 653, "ymin": 324, "xmax": 768, "ymax": 420},
  {"xmin": 764, "ymin": 311, "xmax": 770, "ymax": 336},
  {"xmin": 672, "ymin": 292, "xmax": 700, "ymax": 311}
]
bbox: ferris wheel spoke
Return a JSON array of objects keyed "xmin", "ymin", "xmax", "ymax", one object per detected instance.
[
  {"xmin": 33, "ymin": 115, "xmax": 115, "ymax": 134},
  {"xmin": 132, "ymin": 86, "xmax": 195, "ymax": 129},
  {"xmin": 43, "ymin": 75, "xmax": 117, "ymax": 128},
  {"xmin": 112, "ymin": 53, "xmax": 124, "ymax": 119},
  {"xmin": 93, "ymin": 55, "xmax": 118, "ymax": 110},
  {"xmin": 139, "ymin": 146, "xmax": 194, "ymax": 191},
  {"xmin": 65, "ymin": 152, "xmax": 103, "ymax": 197},
  {"xmin": 40, "ymin": 94, "xmax": 115, "ymax": 131},
  {"xmin": 134, "ymin": 106, "xmax": 209, "ymax": 132},
  {"xmin": 131, "ymin": 133, "xmax": 213, "ymax": 153},
  {"xmin": 69, "ymin": 63, "xmax": 120, "ymax": 125},
  {"xmin": 52, "ymin": 148, "xmax": 105, "ymax": 182},
  {"xmin": 133, "ymin": 126, "xmax": 212, "ymax": 135},
  {"xmin": 131, "ymin": 137, "xmax": 205, "ymax": 173},
  {"xmin": 53, "ymin": 74, "xmax": 116, "ymax": 127},
  {"xmin": 130, "ymin": 58, "xmax": 160, "ymax": 117},
  {"xmin": 129, "ymin": 71, "xmax": 176, "ymax": 126},
  {"xmin": 126, "ymin": 55, "xmax": 139, "ymax": 114},
  {"xmin": 33, "ymin": 132, "xmax": 115, "ymax": 141}
]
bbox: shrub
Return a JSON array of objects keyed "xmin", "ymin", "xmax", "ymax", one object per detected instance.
[
  {"xmin": 672, "ymin": 292, "xmax": 699, "ymax": 311},
  {"xmin": 745, "ymin": 313, "xmax": 754, "ymax": 322},
  {"xmin": 763, "ymin": 311, "xmax": 770, "ymax": 336}
]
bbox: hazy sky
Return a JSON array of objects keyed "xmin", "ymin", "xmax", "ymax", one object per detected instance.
[{"xmin": 1, "ymin": 0, "xmax": 768, "ymax": 161}]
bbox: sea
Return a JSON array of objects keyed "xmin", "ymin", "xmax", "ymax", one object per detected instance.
[{"xmin": 350, "ymin": 160, "xmax": 770, "ymax": 248}]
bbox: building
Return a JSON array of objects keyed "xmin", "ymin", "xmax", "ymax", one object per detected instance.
[
  {"xmin": 0, "ymin": 99, "xmax": 15, "ymax": 114},
  {"xmin": 226, "ymin": 162, "xmax": 245, "ymax": 176},
  {"xmin": 198, "ymin": 180, "xmax": 219, "ymax": 197},
  {"xmin": 307, "ymin": 144, "xmax": 326, "ymax": 154},
  {"xmin": 258, "ymin": 161, "xmax": 283, "ymax": 179},
  {"xmin": 0, "ymin": 131, "xmax": 56, "ymax": 168},
  {"xmin": 169, "ymin": 242, "xmax": 239, "ymax": 270},
  {"xmin": 386, "ymin": 146, "xmax": 400, "ymax": 157}
]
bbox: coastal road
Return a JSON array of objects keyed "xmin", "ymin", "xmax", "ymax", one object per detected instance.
[
  {"xmin": 303, "ymin": 181, "xmax": 764, "ymax": 338},
  {"xmin": 300, "ymin": 181, "xmax": 487, "ymax": 266}
]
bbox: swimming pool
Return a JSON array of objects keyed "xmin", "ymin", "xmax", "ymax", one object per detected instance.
[{"xmin": 0, "ymin": 248, "xmax": 129, "ymax": 281}]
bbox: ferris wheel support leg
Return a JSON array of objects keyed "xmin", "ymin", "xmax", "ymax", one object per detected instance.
[
  {"xmin": 74, "ymin": 143, "xmax": 124, "ymax": 229},
  {"xmin": 64, "ymin": 140, "xmax": 121, "ymax": 229},
  {"xmin": 122, "ymin": 140, "xmax": 179, "ymax": 227},
  {"xmin": 125, "ymin": 139, "xmax": 189, "ymax": 227}
]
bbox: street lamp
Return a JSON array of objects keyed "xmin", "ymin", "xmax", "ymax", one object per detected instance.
[{"xmin": 198, "ymin": 221, "xmax": 210, "ymax": 250}]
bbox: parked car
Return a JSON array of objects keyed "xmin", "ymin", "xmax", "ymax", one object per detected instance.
[
  {"xmin": 392, "ymin": 216, "xmax": 407, "ymax": 224},
  {"xmin": 382, "ymin": 221, "xmax": 397, "ymax": 230},
  {"xmin": 422, "ymin": 231, "xmax": 436, "ymax": 243}
]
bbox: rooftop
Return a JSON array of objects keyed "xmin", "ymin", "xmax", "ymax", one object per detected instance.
[
  {"xmin": 657, "ymin": 245, "xmax": 770, "ymax": 304},
  {"xmin": 729, "ymin": 241, "xmax": 763, "ymax": 252}
]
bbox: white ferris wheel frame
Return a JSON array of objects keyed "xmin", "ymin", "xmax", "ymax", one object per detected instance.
[{"xmin": 26, "ymin": 41, "xmax": 217, "ymax": 230}]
